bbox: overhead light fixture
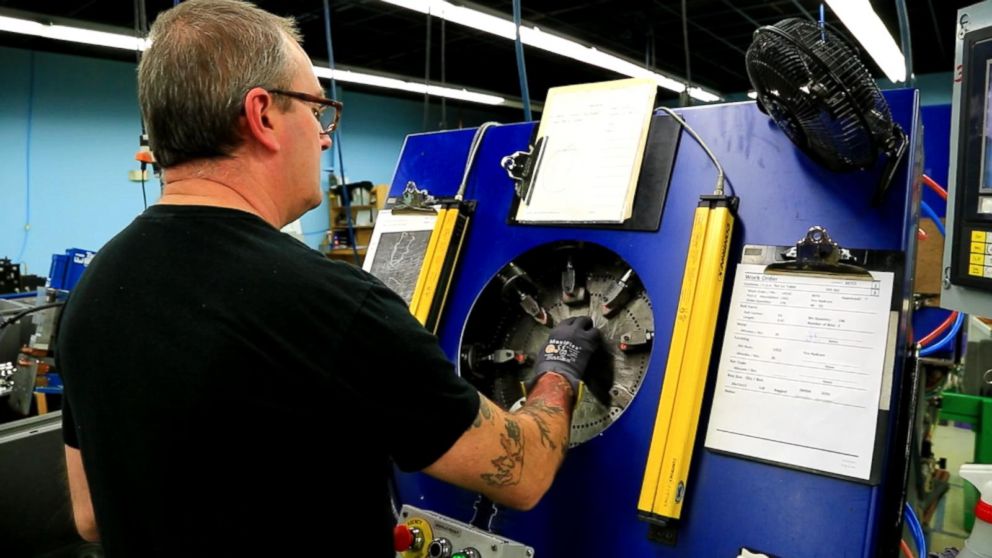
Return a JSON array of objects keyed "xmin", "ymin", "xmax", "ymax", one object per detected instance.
[
  {"xmin": 747, "ymin": 91, "xmax": 758, "ymax": 99},
  {"xmin": 0, "ymin": 11, "xmax": 508, "ymax": 107},
  {"xmin": 824, "ymin": 0, "xmax": 906, "ymax": 83},
  {"xmin": 381, "ymin": 0, "xmax": 723, "ymax": 103},
  {"xmin": 312, "ymin": 66, "xmax": 505, "ymax": 105},
  {"xmin": 0, "ymin": 14, "xmax": 148, "ymax": 50}
]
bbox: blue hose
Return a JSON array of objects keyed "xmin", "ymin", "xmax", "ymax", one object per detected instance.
[
  {"xmin": 920, "ymin": 200, "xmax": 946, "ymax": 237},
  {"xmin": 919, "ymin": 312, "xmax": 964, "ymax": 356},
  {"xmin": 903, "ymin": 502, "xmax": 927, "ymax": 558}
]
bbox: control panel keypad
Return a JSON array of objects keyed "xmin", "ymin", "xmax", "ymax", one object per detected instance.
[{"xmin": 967, "ymin": 229, "xmax": 992, "ymax": 277}]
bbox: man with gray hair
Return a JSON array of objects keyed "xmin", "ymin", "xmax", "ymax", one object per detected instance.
[{"xmin": 58, "ymin": 0, "xmax": 601, "ymax": 555}]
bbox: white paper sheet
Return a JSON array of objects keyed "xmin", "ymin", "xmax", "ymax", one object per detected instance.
[
  {"xmin": 704, "ymin": 264, "xmax": 895, "ymax": 480},
  {"xmin": 514, "ymin": 78, "xmax": 656, "ymax": 223}
]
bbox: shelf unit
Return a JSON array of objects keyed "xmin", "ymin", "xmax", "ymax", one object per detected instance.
[{"xmin": 321, "ymin": 184, "xmax": 388, "ymax": 264}]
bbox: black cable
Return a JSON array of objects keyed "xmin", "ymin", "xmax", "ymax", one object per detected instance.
[
  {"xmin": 652, "ymin": 28, "xmax": 657, "ymax": 68},
  {"xmin": 321, "ymin": 2, "xmax": 347, "ymax": 184},
  {"xmin": 138, "ymin": 0, "xmax": 147, "ymax": 34},
  {"xmin": 0, "ymin": 302, "xmax": 65, "ymax": 351},
  {"xmin": 644, "ymin": 33, "xmax": 649, "ymax": 67},
  {"xmin": 789, "ymin": 0, "xmax": 814, "ymax": 21},
  {"xmin": 134, "ymin": 0, "xmax": 147, "ymax": 135},
  {"xmin": 0, "ymin": 302, "xmax": 64, "ymax": 332},
  {"xmin": 512, "ymin": 0, "xmax": 532, "ymax": 121},
  {"xmin": 925, "ymin": 0, "xmax": 945, "ymax": 60},
  {"xmin": 681, "ymin": 0, "xmax": 692, "ymax": 107},
  {"xmin": 16, "ymin": 52, "xmax": 35, "ymax": 269},
  {"xmin": 134, "ymin": 0, "xmax": 150, "ymax": 210},
  {"xmin": 646, "ymin": 26, "xmax": 655, "ymax": 69},
  {"xmin": 322, "ymin": 0, "xmax": 356, "ymax": 265},
  {"xmin": 132, "ymin": 2, "xmax": 140, "ymax": 59},
  {"xmin": 440, "ymin": 18, "xmax": 446, "ymax": 130},
  {"xmin": 140, "ymin": 167, "xmax": 148, "ymax": 209},
  {"xmin": 422, "ymin": 8, "xmax": 432, "ymax": 132},
  {"xmin": 387, "ymin": 464, "xmax": 402, "ymax": 521}
]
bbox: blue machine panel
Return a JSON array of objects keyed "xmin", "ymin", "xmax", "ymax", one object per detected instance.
[{"xmin": 392, "ymin": 90, "xmax": 920, "ymax": 557}]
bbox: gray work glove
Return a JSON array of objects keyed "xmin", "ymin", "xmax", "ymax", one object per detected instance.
[{"xmin": 529, "ymin": 316, "xmax": 601, "ymax": 399}]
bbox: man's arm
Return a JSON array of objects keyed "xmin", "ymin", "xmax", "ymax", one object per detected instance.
[
  {"xmin": 64, "ymin": 445, "xmax": 100, "ymax": 542},
  {"xmin": 423, "ymin": 371, "xmax": 574, "ymax": 511}
]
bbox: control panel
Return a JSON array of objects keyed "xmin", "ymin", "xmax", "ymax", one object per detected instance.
[
  {"xmin": 394, "ymin": 505, "xmax": 533, "ymax": 558},
  {"xmin": 948, "ymin": 13, "xmax": 992, "ymax": 290},
  {"xmin": 943, "ymin": 2, "xmax": 992, "ymax": 314}
]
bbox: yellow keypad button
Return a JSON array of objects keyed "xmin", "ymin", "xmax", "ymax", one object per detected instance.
[
  {"xmin": 971, "ymin": 253, "xmax": 985, "ymax": 265},
  {"xmin": 973, "ymin": 230, "xmax": 988, "ymax": 242},
  {"xmin": 971, "ymin": 264, "xmax": 985, "ymax": 276},
  {"xmin": 972, "ymin": 242, "xmax": 986, "ymax": 254}
]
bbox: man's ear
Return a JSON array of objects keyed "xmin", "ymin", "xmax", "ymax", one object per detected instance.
[{"xmin": 242, "ymin": 87, "xmax": 281, "ymax": 152}]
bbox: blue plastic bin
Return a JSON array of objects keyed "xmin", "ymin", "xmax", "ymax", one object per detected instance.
[{"xmin": 48, "ymin": 248, "xmax": 95, "ymax": 291}]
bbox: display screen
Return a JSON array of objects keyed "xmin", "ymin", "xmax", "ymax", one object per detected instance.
[{"xmin": 983, "ymin": 58, "xmax": 992, "ymax": 196}]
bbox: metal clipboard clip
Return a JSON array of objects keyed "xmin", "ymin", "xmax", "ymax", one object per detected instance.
[
  {"xmin": 391, "ymin": 181, "xmax": 438, "ymax": 214},
  {"xmin": 500, "ymin": 136, "xmax": 547, "ymax": 205},
  {"xmin": 763, "ymin": 226, "xmax": 874, "ymax": 280}
]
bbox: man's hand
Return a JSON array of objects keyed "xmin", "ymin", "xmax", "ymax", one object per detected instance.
[{"xmin": 529, "ymin": 316, "xmax": 601, "ymax": 398}]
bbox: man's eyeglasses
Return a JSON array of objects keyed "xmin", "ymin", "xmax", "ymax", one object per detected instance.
[{"xmin": 268, "ymin": 89, "xmax": 342, "ymax": 135}]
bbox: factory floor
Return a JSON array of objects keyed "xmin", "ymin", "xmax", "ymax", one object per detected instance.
[{"xmin": 928, "ymin": 422, "xmax": 975, "ymax": 552}]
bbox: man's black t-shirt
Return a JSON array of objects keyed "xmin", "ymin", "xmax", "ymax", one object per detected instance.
[{"xmin": 58, "ymin": 205, "xmax": 479, "ymax": 556}]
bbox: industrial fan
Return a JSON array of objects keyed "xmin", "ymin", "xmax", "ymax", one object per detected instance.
[{"xmin": 746, "ymin": 18, "xmax": 907, "ymax": 204}]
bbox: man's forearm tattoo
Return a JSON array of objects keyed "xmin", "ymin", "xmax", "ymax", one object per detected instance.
[
  {"xmin": 518, "ymin": 399, "xmax": 564, "ymax": 450},
  {"xmin": 481, "ymin": 417, "xmax": 524, "ymax": 487},
  {"xmin": 524, "ymin": 375, "xmax": 573, "ymax": 455},
  {"xmin": 472, "ymin": 397, "xmax": 495, "ymax": 429}
]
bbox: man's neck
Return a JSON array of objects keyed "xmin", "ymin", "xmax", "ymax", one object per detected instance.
[{"xmin": 159, "ymin": 161, "xmax": 284, "ymax": 228}]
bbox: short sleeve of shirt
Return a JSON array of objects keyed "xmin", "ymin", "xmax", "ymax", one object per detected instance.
[
  {"xmin": 62, "ymin": 396, "xmax": 79, "ymax": 448},
  {"xmin": 349, "ymin": 279, "xmax": 479, "ymax": 472}
]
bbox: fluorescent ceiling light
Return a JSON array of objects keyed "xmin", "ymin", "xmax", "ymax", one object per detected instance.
[
  {"xmin": 312, "ymin": 66, "xmax": 505, "ymax": 105},
  {"xmin": 0, "ymin": 12, "xmax": 506, "ymax": 107},
  {"xmin": 0, "ymin": 15, "xmax": 148, "ymax": 51},
  {"xmin": 381, "ymin": 0, "xmax": 723, "ymax": 103},
  {"xmin": 824, "ymin": 0, "xmax": 906, "ymax": 83}
]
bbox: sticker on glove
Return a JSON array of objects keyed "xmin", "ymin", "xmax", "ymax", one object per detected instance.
[{"xmin": 542, "ymin": 338, "xmax": 581, "ymax": 364}]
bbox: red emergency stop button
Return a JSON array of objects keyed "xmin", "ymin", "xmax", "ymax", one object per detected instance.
[
  {"xmin": 393, "ymin": 524, "xmax": 424, "ymax": 552},
  {"xmin": 393, "ymin": 524, "xmax": 414, "ymax": 551}
]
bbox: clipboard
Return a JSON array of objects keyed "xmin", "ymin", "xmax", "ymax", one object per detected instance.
[
  {"xmin": 704, "ymin": 227, "xmax": 905, "ymax": 485},
  {"xmin": 500, "ymin": 111, "xmax": 683, "ymax": 232}
]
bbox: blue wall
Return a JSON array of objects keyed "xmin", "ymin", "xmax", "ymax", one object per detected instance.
[
  {"xmin": 0, "ymin": 45, "xmax": 503, "ymax": 275},
  {"xmin": 1, "ymin": 48, "xmax": 148, "ymax": 277}
]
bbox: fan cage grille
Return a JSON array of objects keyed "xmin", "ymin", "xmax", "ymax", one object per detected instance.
[{"xmin": 746, "ymin": 18, "xmax": 897, "ymax": 171}]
